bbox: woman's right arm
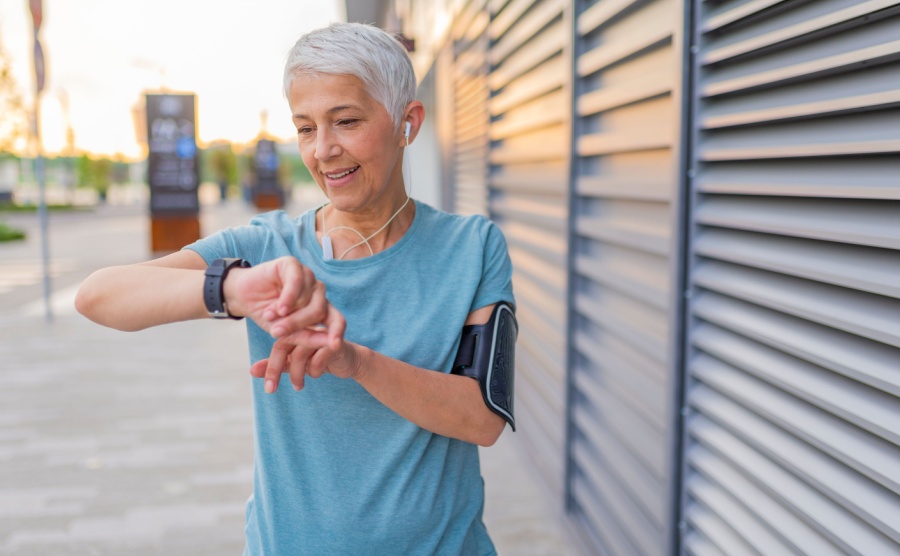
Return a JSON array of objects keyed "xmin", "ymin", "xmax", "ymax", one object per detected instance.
[
  {"xmin": 75, "ymin": 250, "xmax": 213, "ymax": 331},
  {"xmin": 76, "ymin": 252, "xmax": 343, "ymax": 344}
]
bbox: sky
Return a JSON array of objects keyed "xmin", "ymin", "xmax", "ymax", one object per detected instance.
[{"xmin": 0, "ymin": 0, "xmax": 345, "ymax": 158}]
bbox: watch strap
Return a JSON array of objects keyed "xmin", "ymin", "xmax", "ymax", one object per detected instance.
[{"xmin": 204, "ymin": 258, "xmax": 251, "ymax": 319}]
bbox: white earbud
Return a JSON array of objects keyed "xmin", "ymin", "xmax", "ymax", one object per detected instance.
[{"xmin": 404, "ymin": 121, "xmax": 411, "ymax": 143}]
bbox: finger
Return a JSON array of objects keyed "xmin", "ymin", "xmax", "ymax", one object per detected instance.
[
  {"xmin": 250, "ymin": 358, "xmax": 268, "ymax": 378},
  {"xmin": 275, "ymin": 259, "xmax": 307, "ymax": 316},
  {"xmin": 288, "ymin": 345, "xmax": 315, "ymax": 391},
  {"xmin": 307, "ymin": 346, "xmax": 334, "ymax": 379},
  {"xmin": 270, "ymin": 283, "xmax": 330, "ymax": 338},
  {"xmin": 277, "ymin": 327, "xmax": 331, "ymax": 350},
  {"xmin": 264, "ymin": 341, "xmax": 292, "ymax": 393},
  {"xmin": 323, "ymin": 304, "xmax": 346, "ymax": 351}
]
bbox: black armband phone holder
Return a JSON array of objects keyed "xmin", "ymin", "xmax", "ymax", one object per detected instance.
[{"xmin": 451, "ymin": 302, "xmax": 517, "ymax": 431}]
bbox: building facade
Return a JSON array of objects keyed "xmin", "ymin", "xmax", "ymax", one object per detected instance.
[{"xmin": 346, "ymin": 1, "xmax": 900, "ymax": 554}]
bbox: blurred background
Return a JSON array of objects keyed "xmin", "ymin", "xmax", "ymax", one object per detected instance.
[{"xmin": 2, "ymin": 1, "xmax": 899, "ymax": 555}]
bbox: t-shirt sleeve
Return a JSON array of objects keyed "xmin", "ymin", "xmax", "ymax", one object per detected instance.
[
  {"xmin": 470, "ymin": 221, "xmax": 515, "ymax": 313},
  {"xmin": 182, "ymin": 222, "xmax": 272, "ymax": 267}
]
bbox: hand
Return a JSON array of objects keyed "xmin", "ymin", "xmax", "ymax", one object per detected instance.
[
  {"xmin": 223, "ymin": 256, "xmax": 340, "ymax": 343},
  {"xmin": 249, "ymin": 323, "xmax": 364, "ymax": 393}
]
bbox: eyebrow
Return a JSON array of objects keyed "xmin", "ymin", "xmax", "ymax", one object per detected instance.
[{"xmin": 292, "ymin": 105, "xmax": 358, "ymax": 120}]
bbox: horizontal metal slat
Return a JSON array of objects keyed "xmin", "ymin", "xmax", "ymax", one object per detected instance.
[
  {"xmin": 568, "ymin": 426, "xmax": 664, "ymax": 556},
  {"xmin": 692, "ymin": 324, "xmax": 900, "ymax": 445},
  {"xmin": 575, "ymin": 250, "xmax": 669, "ymax": 310},
  {"xmin": 700, "ymin": 139, "xmax": 900, "ymax": 160},
  {"xmin": 490, "ymin": 61, "xmax": 563, "ymax": 114},
  {"xmin": 702, "ymin": 0, "xmax": 793, "ymax": 33},
  {"xmin": 690, "ymin": 386, "xmax": 900, "ymax": 542},
  {"xmin": 687, "ymin": 475, "xmax": 795, "ymax": 556},
  {"xmin": 490, "ymin": 91, "xmax": 566, "ymax": 140},
  {"xmin": 491, "ymin": 173, "xmax": 564, "ymax": 194},
  {"xmin": 490, "ymin": 0, "xmax": 565, "ymax": 65},
  {"xmin": 575, "ymin": 210, "xmax": 670, "ymax": 256},
  {"xmin": 683, "ymin": 531, "xmax": 728, "ymax": 556},
  {"xmin": 693, "ymin": 262, "xmax": 900, "ymax": 347},
  {"xmin": 578, "ymin": 131, "xmax": 672, "ymax": 156},
  {"xmin": 490, "ymin": 0, "xmax": 538, "ymax": 40},
  {"xmin": 703, "ymin": 90, "xmax": 900, "ymax": 129},
  {"xmin": 575, "ymin": 330, "xmax": 667, "ymax": 431},
  {"xmin": 703, "ymin": 40, "xmax": 900, "ymax": 98},
  {"xmin": 575, "ymin": 290, "xmax": 668, "ymax": 363},
  {"xmin": 688, "ymin": 438, "xmax": 846, "ymax": 556},
  {"xmin": 688, "ymin": 407, "xmax": 898, "ymax": 555},
  {"xmin": 693, "ymin": 292, "xmax": 900, "ymax": 397},
  {"xmin": 577, "ymin": 175, "xmax": 671, "ymax": 201},
  {"xmin": 490, "ymin": 143, "xmax": 567, "ymax": 165},
  {"xmin": 691, "ymin": 354, "xmax": 900, "ymax": 494},
  {"xmin": 489, "ymin": 23, "xmax": 565, "ymax": 91},
  {"xmin": 573, "ymin": 422, "xmax": 666, "ymax": 529},
  {"xmin": 574, "ymin": 372, "xmax": 667, "ymax": 479},
  {"xmin": 510, "ymin": 245, "xmax": 567, "ymax": 293},
  {"xmin": 694, "ymin": 228, "xmax": 900, "ymax": 297},
  {"xmin": 695, "ymin": 158, "xmax": 900, "ymax": 199},
  {"xmin": 577, "ymin": 23, "xmax": 671, "ymax": 77},
  {"xmin": 572, "ymin": 473, "xmax": 643, "ymax": 556},
  {"xmin": 703, "ymin": 0, "xmax": 900, "ymax": 65},
  {"xmin": 578, "ymin": 73, "xmax": 672, "ymax": 117},
  {"xmin": 685, "ymin": 504, "xmax": 757, "ymax": 556},
  {"xmin": 577, "ymin": 0, "xmax": 641, "ymax": 36},
  {"xmin": 695, "ymin": 197, "xmax": 900, "ymax": 249}
]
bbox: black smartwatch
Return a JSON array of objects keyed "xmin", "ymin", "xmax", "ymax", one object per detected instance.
[{"xmin": 204, "ymin": 258, "xmax": 251, "ymax": 319}]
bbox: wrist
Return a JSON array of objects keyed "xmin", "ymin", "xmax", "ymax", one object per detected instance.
[
  {"xmin": 221, "ymin": 267, "xmax": 249, "ymax": 317},
  {"xmin": 349, "ymin": 343, "xmax": 371, "ymax": 383}
]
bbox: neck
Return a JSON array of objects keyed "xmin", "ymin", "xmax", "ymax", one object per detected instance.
[{"xmin": 319, "ymin": 190, "xmax": 414, "ymax": 259}]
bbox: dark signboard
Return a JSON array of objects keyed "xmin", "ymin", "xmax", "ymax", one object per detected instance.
[{"xmin": 146, "ymin": 94, "xmax": 199, "ymax": 214}]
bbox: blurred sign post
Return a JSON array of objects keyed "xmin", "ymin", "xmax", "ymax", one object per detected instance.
[
  {"xmin": 29, "ymin": 0, "xmax": 52, "ymax": 322},
  {"xmin": 145, "ymin": 93, "xmax": 200, "ymax": 252},
  {"xmin": 252, "ymin": 139, "xmax": 284, "ymax": 210}
]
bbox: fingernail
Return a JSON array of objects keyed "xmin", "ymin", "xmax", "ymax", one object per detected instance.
[
  {"xmin": 265, "ymin": 379, "xmax": 275, "ymax": 393},
  {"xmin": 293, "ymin": 384, "xmax": 301, "ymax": 391},
  {"xmin": 263, "ymin": 311, "xmax": 274, "ymax": 321},
  {"xmin": 272, "ymin": 326, "xmax": 284, "ymax": 337},
  {"xmin": 279, "ymin": 304, "xmax": 289, "ymax": 316}
]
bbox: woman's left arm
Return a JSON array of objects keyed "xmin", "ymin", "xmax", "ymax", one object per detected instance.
[{"xmin": 253, "ymin": 304, "xmax": 508, "ymax": 447}]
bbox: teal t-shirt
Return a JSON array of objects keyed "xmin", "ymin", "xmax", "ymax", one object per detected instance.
[{"xmin": 185, "ymin": 200, "xmax": 514, "ymax": 555}]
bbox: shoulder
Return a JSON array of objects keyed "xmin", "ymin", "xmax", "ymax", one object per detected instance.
[{"xmin": 416, "ymin": 202, "xmax": 503, "ymax": 245}]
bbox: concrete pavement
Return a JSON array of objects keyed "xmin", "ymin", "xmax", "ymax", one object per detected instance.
[{"xmin": 0, "ymin": 195, "xmax": 579, "ymax": 555}]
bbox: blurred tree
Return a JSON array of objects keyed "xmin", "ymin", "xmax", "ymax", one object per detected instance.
[
  {"xmin": 0, "ymin": 39, "xmax": 28, "ymax": 153},
  {"xmin": 77, "ymin": 154, "xmax": 95, "ymax": 188},
  {"xmin": 208, "ymin": 144, "xmax": 237, "ymax": 200}
]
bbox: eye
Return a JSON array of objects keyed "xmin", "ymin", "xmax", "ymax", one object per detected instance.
[
  {"xmin": 297, "ymin": 126, "xmax": 314, "ymax": 136},
  {"xmin": 336, "ymin": 119, "xmax": 359, "ymax": 127}
]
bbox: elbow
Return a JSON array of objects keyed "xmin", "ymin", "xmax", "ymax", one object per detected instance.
[
  {"xmin": 75, "ymin": 270, "xmax": 142, "ymax": 332},
  {"xmin": 472, "ymin": 413, "xmax": 507, "ymax": 447},
  {"xmin": 74, "ymin": 280, "xmax": 98, "ymax": 320}
]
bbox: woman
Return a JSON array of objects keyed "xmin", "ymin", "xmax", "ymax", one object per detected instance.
[{"xmin": 76, "ymin": 22, "xmax": 515, "ymax": 555}]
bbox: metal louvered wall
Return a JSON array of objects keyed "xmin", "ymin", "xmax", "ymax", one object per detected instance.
[
  {"xmin": 682, "ymin": 1, "xmax": 900, "ymax": 554},
  {"xmin": 453, "ymin": 0, "xmax": 492, "ymax": 216},
  {"xmin": 487, "ymin": 0, "xmax": 571, "ymax": 496},
  {"xmin": 568, "ymin": 0, "xmax": 682, "ymax": 554}
]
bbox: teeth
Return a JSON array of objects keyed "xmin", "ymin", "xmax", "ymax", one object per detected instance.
[{"xmin": 326, "ymin": 166, "xmax": 358, "ymax": 179}]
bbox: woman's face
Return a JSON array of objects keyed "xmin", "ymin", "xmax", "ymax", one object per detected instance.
[{"xmin": 288, "ymin": 73, "xmax": 404, "ymax": 214}]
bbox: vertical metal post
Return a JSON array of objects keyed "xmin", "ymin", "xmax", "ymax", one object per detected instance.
[{"xmin": 30, "ymin": 0, "xmax": 52, "ymax": 322}]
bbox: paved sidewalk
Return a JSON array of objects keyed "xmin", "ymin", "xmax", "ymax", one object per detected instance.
[{"xmin": 0, "ymin": 199, "xmax": 579, "ymax": 555}]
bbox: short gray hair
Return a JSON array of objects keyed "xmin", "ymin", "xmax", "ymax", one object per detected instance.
[{"xmin": 283, "ymin": 22, "xmax": 416, "ymax": 129}]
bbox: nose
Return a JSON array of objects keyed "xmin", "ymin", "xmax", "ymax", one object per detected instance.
[{"xmin": 314, "ymin": 129, "xmax": 340, "ymax": 161}]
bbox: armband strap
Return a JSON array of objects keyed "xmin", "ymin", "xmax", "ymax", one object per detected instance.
[{"xmin": 451, "ymin": 302, "xmax": 517, "ymax": 431}]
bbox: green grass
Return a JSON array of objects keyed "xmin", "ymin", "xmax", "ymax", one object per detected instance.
[
  {"xmin": 0, "ymin": 203, "xmax": 92, "ymax": 213},
  {"xmin": 0, "ymin": 221, "xmax": 26, "ymax": 242}
]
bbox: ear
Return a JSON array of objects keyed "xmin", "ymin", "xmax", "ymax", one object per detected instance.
[{"xmin": 400, "ymin": 101, "xmax": 425, "ymax": 146}]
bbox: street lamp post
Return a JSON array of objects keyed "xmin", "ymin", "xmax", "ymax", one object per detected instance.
[{"xmin": 29, "ymin": 0, "xmax": 52, "ymax": 323}]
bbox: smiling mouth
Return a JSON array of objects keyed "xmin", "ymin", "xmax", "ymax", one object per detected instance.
[{"xmin": 324, "ymin": 166, "xmax": 360, "ymax": 180}]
